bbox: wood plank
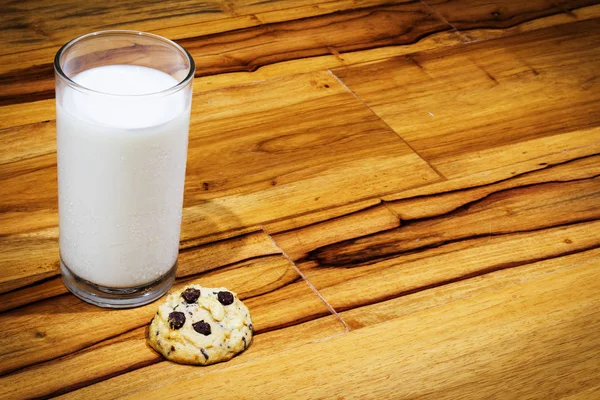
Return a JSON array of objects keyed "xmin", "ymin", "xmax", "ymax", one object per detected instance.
[
  {"xmin": 270, "ymin": 155, "xmax": 600, "ymax": 313},
  {"xmin": 269, "ymin": 204, "xmax": 400, "ymax": 261},
  {"xmin": 384, "ymin": 154, "xmax": 600, "ymax": 217},
  {"xmin": 423, "ymin": 0, "xmax": 600, "ymax": 40},
  {"xmin": 332, "ymin": 19, "xmax": 600, "ymax": 180},
  {"xmin": 0, "ymin": 228, "xmax": 59, "ymax": 294},
  {"xmin": 341, "ymin": 248, "xmax": 600, "ymax": 329},
  {"xmin": 1, "ymin": 1, "xmax": 240, "ymax": 55},
  {"xmin": 0, "ymin": 276, "xmax": 64, "ymax": 313},
  {"xmin": 263, "ymin": 198, "xmax": 381, "ymax": 235},
  {"xmin": 0, "ymin": 120, "xmax": 55, "ymax": 165},
  {"xmin": 1, "ymin": 315, "xmax": 344, "ymax": 400},
  {"xmin": 0, "ymin": 253, "xmax": 331, "ymax": 376},
  {"xmin": 0, "ymin": 99, "xmax": 55, "ymax": 130},
  {"xmin": 107, "ymin": 253, "xmax": 600, "ymax": 399},
  {"xmin": 383, "ymin": 138, "xmax": 600, "ymax": 202},
  {"xmin": 229, "ymin": 0, "xmax": 405, "ymax": 20},
  {"xmin": 461, "ymin": 4, "xmax": 600, "ymax": 42}
]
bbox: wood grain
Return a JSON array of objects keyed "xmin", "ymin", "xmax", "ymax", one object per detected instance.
[
  {"xmin": 272, "ymin": 154, "xmax": 600, "ymax": 314},
  {"xmin": 0, "ymin": 230, "xmax": 280, "ymax": 310},
  {"xmin": 341, "ymin": 247, "xmax": 600, "ymax": 329},
  {"xmin": 0, "ymin": 99, "xmax": 55, "ymax": 129},
  {"xmin": 0, "ymin": 1, "xmax": 453, "ymax": 107},
  {"xmin": 1, "ymin": 70, "xmax": 440, "ymax": 294},
  {"xmin": 424, "ymin": 0, "xmax": 600, "ymax": 40},
  {"xmin": 1, "ymin": 1, "xmax": 244, "ymax": 54},
  {"xmin": 56, "ymin": 250, "xmax": 599, "ymax": 400},
  {"xmin": 2, "ymin": 2, "xmax": 600, "ymax": 398},
  {"xmin": 101, "ymin": 254, "xmax": 600, "ymax": 399},
  {"xmin": 178, "ymin": 71, "xmax": 441, "ymax": 230},
  {"xmin": 4, "ymin": 2, "xmax": 600, "ymax": 110},
  {"xmin": 335, "ymin": 21, "xmax": 600, "ymax": 174},
  {"xmin": 0, "ymin": 253, "xmax": 332, "ymax": 377},
  {"xmin": 1, "ymin": 315, "xmax": 344, "ymax": 400},
  {"xmin": 332, "ymin": 18, "xmax": 600, "ymax": 180}
]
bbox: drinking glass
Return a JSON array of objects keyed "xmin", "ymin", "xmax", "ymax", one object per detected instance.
[{"xmin": 54, "ymin": 31, "xmax": 195, "ymax": 308}]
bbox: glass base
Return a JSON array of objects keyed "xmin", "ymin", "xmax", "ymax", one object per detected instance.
[{"xmin": 60, "ymin": 259, "xmax": 177, "ymax": 308}]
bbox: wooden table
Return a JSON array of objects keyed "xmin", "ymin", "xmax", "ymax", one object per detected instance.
[{"xmin": 2, "ymin": 1, "xmax": 600, "ymax": 398}]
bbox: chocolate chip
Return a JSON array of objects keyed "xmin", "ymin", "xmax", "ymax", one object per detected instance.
[
  {"xmin": 156, "ymin": 331, "xmax": 159, "ymax": 336},
  {"xmin": 168, "ymin": 311, "xmax": 186, "ymax": 329},
  {"xmin": 217, "ymin": 291, "xmax": 234, "ymax": 305},
  {"xmin": 249, "ymin": 323, "xmax": 253, "ymax": 331},
  {"xmin": 193, "ymin": 320, "xmax": 211, "ymax": 336},
  {"xmin": 201, "ymin": 348, "xmax": 209, "ymax": 360},
  {"xmin": 181, "ymin": 288, "xmax": 200, "ymax": 303},
  {"xmin": 242, "ymin": 336, "xmax": 247, "ymax": 348},
  {"xmin": 171, "ymin": 345, "xmax": 175, "ymax": 352}
]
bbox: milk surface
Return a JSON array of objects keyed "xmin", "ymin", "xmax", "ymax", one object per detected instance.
[{"xmin": 57, "ymin": 65, "xmax": 190, "ymax": 287}]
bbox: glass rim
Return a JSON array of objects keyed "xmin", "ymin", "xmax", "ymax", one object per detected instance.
[{"xmin": 54, "ymin": 30, "xmax": 195, "ymax": 98}]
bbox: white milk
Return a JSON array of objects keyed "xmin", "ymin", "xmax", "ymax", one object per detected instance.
[{"xmin": 57, "ymin": 65, "xmax": 190, "ymax": 288}]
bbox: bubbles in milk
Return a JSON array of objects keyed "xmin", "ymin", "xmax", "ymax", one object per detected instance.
[{"xmin": 57, "ymin": 65, "xmax": 190, "ymax": 288}]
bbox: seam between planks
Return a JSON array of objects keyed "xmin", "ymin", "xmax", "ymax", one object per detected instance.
[
  {"xmin": 326, "ymin": 68, "xmax": 447, "ymax": 181},
  {"xmin": 419, "ymin": 0, "xmax": 469, "ymax": 42},
  {"xmin": 263, "ymin": 229, "xmax": 351, "ymax": 333}
]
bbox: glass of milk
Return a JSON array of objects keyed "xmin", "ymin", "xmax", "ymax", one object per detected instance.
[{"xmin": 54, "ymin": 31, "xmax": 195, "ymax": 308}]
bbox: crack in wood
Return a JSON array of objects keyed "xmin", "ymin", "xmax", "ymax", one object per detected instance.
[
  {"xmin": 303, "ymin": 216, "xmax": 600, "ymax": 269},
  {"xmin": 0, "ymin": 2, "xmax": 450, "ymax": 106}
]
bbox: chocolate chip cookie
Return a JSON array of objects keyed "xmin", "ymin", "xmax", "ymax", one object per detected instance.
[{"xmin": 148, "ymin": 284, "xmax": 253, "ymax": 365}]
